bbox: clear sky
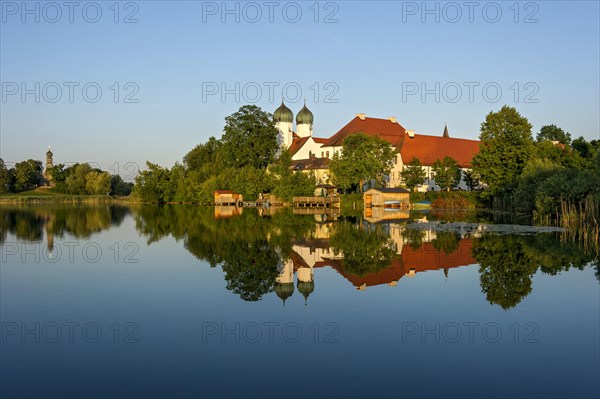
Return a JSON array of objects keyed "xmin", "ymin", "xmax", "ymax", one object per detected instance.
[{"xmin": 1, "ymin": 0, "xmax": 599, "ymax": 175}]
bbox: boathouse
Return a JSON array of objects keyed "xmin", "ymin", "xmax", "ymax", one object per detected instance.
[
  {"xmin": 213, "ymin": 190, "xmax": 243, "ymax": 206},
  {"xmin": 364, "ymin": 188, "xmax": 410, "ymax": 208}
]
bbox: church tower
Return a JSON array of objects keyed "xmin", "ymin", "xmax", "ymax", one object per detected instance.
[
  {"xmin": 273, "ymin": 99, "xmax": 294, "ymax": 148},
  {"xmin": 296, "ymin": 100, "xmax": 314, "ymax": 138},
  {"xmin": 43, "ymin": 146, "xmax": 54, "ymax": 185}
]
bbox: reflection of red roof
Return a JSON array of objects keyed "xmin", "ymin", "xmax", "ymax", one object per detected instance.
[
  {"xmin": 322, "ymin": 117, "xmax": 407, "ymax": 148},
  {"xmin": 401, "ymin": 239, "xmax": 475, "ymax": 271},
  {"xmin": 302, "ymin": 238, "xmax": 475, "ymax": 288},
  {"xmin": 322, "ymin": 258, "xmax": 406, "ymax": 288},
  {"xmin": 401, "ymin": 135, "xmax": 480, "ymax": 168}
]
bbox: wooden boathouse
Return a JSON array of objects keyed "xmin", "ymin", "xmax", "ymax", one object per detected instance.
[
  {"xmin": 364, "ymin": 188, "xmax": 410, "ymax": 208},
  {"xmin": 213, "ymin": 190, "xmax": 243, "ymax": 206}
]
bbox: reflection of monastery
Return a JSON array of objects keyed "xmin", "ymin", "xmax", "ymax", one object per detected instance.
[
  {"xmin": 274, "ymin": 218, "xmax": 476, "ymax": 304},
  {"xmin": 274, "ymin": 101, "xmax": 480, "ymax": 191}
]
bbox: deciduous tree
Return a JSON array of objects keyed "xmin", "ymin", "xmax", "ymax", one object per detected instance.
[
  {"xmin": 471, "ymin": 106, "xmax": 534, "ymax": 196},
  {"xmin": 330, "ymin": 133, "xmax": 397, "ymax": 193},
  {"xmin": 400, "ymin": 157, "xmax": 426, "ymax": 191}
]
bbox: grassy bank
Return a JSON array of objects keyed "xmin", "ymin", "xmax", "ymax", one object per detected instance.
[{"xmin": 0, "ymin": 190, "xmax": 133, "ymax": 204}]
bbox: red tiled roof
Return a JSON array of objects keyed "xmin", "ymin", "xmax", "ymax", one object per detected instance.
[
  {"xmin": 322, "ymin": 116, "xmax": 408, "ymax": 148},
  {"xmin": 288, "ymin": 136, "xmax": 310, "ymax": 156},
  {"xmin": 401, "ymin": 134, "xmax": 480, "ymax": 168},
  {"xmin": 313, "ymin": 137, "xmax": 328, "ymax": 144}
]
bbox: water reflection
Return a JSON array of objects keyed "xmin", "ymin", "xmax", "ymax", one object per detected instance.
[{"xmin": 1, "ymin": 205, "xmax": 597, "ymax": 309}]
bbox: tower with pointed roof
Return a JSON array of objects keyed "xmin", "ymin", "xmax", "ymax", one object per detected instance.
[
  {"xmin": 274, "ymin": 99, "xmax": 294, "ymax": 148},
  {"xmin": 43, "ymin": 146, "xmax": 54, "ymax": 186},
  {"xmin": 296, "ymin": 100, "xmax": 314, "ymax": 138},
  {"xmin": 443, "ymin": 123, "xmax": 449, "ymax": 138}
]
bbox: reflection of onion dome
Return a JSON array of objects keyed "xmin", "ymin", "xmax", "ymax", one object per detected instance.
[
  {"xmin": 296, "ymin": 101, "xmax": 314, "ymax": 125},
  {"xmin": 273, "ymin": 100, "xmax": 293, "ymax": 123},
  {"xmin": 274, "ymin": 282, "xmax": 294, "ymax": 304},
  {"xmin": 297, "ymin": 280, "xmax": 315, "ymax": 305}
]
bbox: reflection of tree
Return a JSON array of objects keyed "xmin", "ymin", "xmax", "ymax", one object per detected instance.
[
  {"xmin": 0, "ymin": 205, "xmax": 129, "ymax": 241},
  {"xmin": 133, "ymin": 206, "xmax": 316, "ymax": 302},
  {"xmin": 432, "ymin": 231, "xmax": 460, "ymax": 255},
  {"xmin": 220, "ymin": 240, "xmax": 280, "ymax": 302},
  {"xmin": 330, "ymin": 223, "xmax": 396, "ymax": 276},
  {"xmin": 473, "ymin": 233, "xmax": 598, "ymax": 310},
  {"xmin": 404, "ymin": 228, "xmax": 425, "ymax": 249},
  {"xmin": 474, "ymin": 235, "xmax": 537, "ymax": 310}
]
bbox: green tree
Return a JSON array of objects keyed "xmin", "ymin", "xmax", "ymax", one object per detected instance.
[
  {"xmin": 463, "ymin": 169, "xmax": 481, "ymax": 191},
  {"xmin": 572, "ymin": 137, "xmax": 599, "ymax": 170},
  {"xmin": 431, "ymin": 156, "xmax": 461, "ymax": 191},
  {"xmin": 133, "ymin": 162, "xmax": 174, "ymax": 203},
  {"xmin": 0, "ymin": 158, "xmax": 13, "ymax": 193},
  {"xmin": 536, "ymin": 124, "xmax": 571, "ymax": 144},
  {"xmin": 85, "ymin": 171, "xmax": 111, "ymax": 194},
  {"xmin": 110, "ymin": 175, "xmax": 133, "ymax": 196},
  {"xmin": 219, "ymin": 105, "xmax": 278, "ymax": 169},
  {"xmin": 183, "ymin": 136, "xmax": 224, "ymax": 186},
  {"xmin": 13, "ymin": 159, "xmax": 42, "ymax": 192},
  {"xmin": 400, "ymin": 157, "xmax": 426, "ymax": 191},
  {"xmin": 471, "ymin": 106, "xmax": 534, "ymax": 197},
  {"xmin": 64, "ymin": 163, "xmax": 93, "ymax": 194},
  {"xmin": 270, "ymin": 150, "xmax": 316, "ymax": 201},
  {"xmin": 330, "ymin": 133, "xmax": 397, "ymax": 193}
]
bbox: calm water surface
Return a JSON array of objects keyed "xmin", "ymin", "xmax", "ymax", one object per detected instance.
[{"xmin": 1, "ymin": 205, "xmax": 599, "ymax": 398}]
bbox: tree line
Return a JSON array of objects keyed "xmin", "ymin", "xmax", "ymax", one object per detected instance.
[
  {"xmin": 0, "ymin": 159, "xmax": 133, "ymax": 196},
  {"xmin": 133, "ymin": 105, "xmax": 316, "ymax": 203}
]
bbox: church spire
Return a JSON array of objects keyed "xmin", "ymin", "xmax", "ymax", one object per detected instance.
[{"xmin": 443, "ymin": 123, "xmax": 449, "ymax": 138}]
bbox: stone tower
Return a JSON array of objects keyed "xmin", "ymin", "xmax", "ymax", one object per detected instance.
[{"xmin": 43, "ymin": 146, "xmax": 54, "ymax": 186}]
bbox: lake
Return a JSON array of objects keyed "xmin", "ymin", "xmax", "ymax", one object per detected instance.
[{"xmin": 1, "ymin": 205, "xmax": 598, "ymax": 398}]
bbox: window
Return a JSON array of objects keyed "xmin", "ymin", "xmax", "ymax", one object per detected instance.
[
  {"xmin": 326, "ymin": 151, "xmax": 329, "ymax": 157},
  {"xmin": 321, "ymin": 151, "xmax": 324, "ymax": 158}
]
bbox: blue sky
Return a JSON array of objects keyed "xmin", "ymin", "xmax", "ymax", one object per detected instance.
[{"xmin": 1, "ymin": 0, "xmax": 599, "ymax": 174}]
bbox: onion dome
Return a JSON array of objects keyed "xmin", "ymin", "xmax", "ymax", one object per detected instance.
[
  {"xmin": 274, "ymin": 100, "xmax": 293, "ymax": 123},
  {"xmin": 297, "ymin": 280, "xmax": 315, "ymax": 305},
  {"xmin": 46, "ymin": 146, "xmax": 53, "ymax": 157},
  {"xmin": 274, "ymin": 282, "xmax": 294, "ymax": 304},
  {"xmin": 296, "ymin": 101, "xmax": 314, "ymax": 125}
]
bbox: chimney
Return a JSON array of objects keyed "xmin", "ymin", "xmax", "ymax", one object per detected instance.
[
  {"xmin": 356, "ymin": 113, "xmax": 366, "ymax": 120},
  {"xmin": 388, "ymin": 116, "xmax": 397, "ymax": 123},
  {"xmin": 407, "ymin": 130, "xmax": 415, "ymax": 138}
]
